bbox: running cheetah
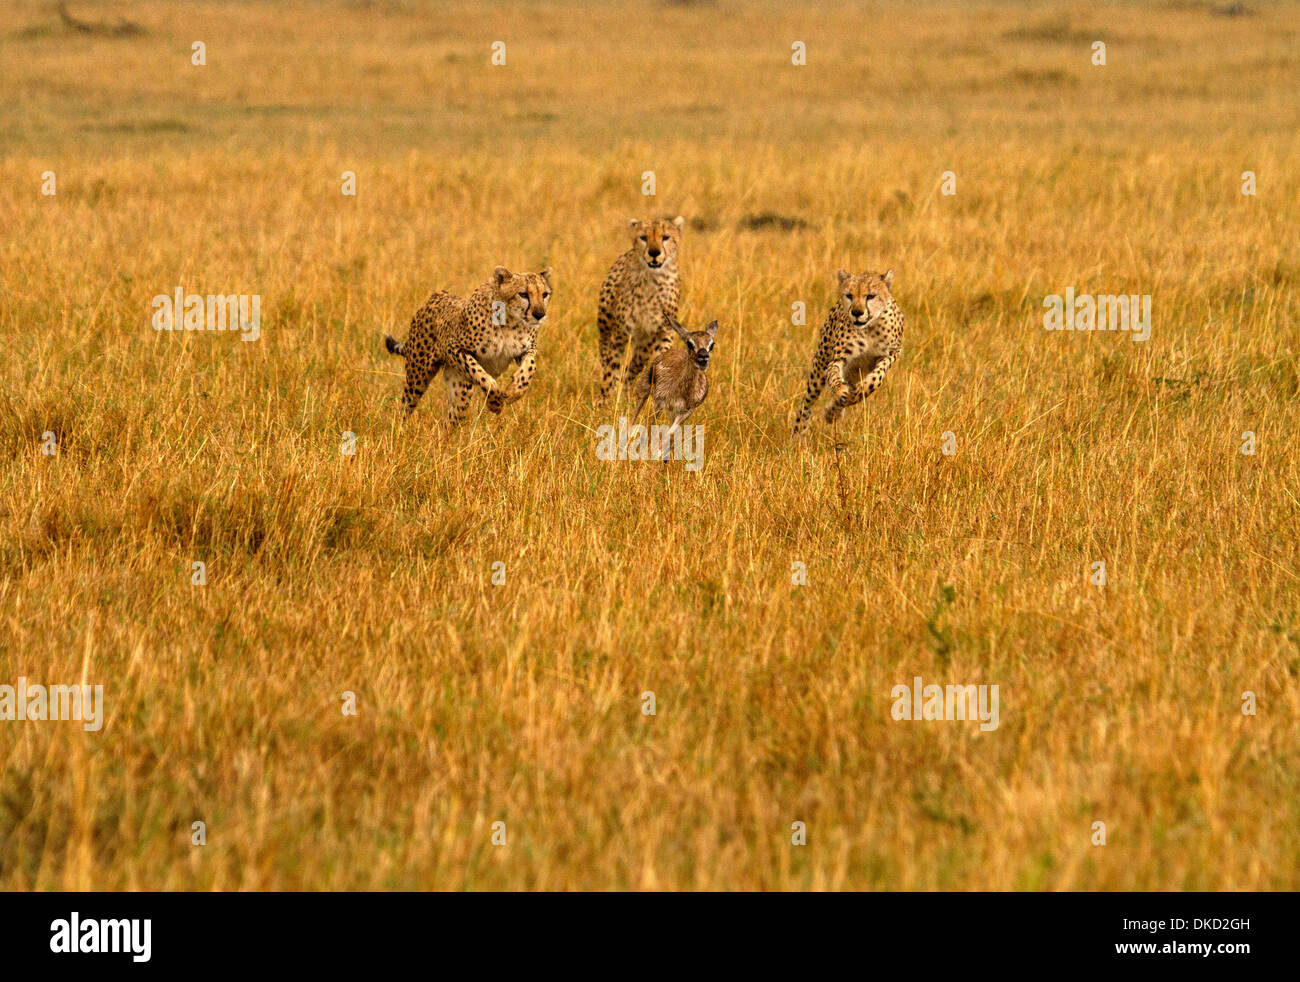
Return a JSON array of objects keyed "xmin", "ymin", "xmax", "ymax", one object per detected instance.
[
  {"xmin": 384, "ymin": 265, "xmax": 553, "ymax": 426},
  {"xmin": 596, "ymin": 216, "xmax": 684, "ymax": 399},
  {"xmin": 792, "ymin": 269, "xmax": 903, "ymax": 437}
]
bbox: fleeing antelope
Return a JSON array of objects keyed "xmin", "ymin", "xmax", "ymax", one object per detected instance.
[{"xmin": 632, "ymin": 317, "xmax": 718, "ymax": 460}]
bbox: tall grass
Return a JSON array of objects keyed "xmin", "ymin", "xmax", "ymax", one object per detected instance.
[{"xmin": 0, "ymin": 0, "xmax": 1297, "ymax": 890}]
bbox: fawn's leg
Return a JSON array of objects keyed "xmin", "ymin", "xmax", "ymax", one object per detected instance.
[
  {"xmin": 631, "ymin": 362, "xmax": 656, "ymax": 422},
  {"xmin": 659, "ymin": 407, "xmax": 696, "ymax": 461}
]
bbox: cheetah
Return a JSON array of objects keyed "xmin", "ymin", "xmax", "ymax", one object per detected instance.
[
  {"xmin": 596, "ymin": 216, "xmax": 684, "ymax": 399},
  {"xmin": 792, "ymin": 268, "xmax": 904, "ymax": 437},
  {"xmin": 384, "ymin": 265, "xmax": 553, "ymax": 426}
]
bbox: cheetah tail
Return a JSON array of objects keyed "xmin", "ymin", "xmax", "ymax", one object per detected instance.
[{"xmin": 384, "ymin": 335, "xmax": 405, "ymax": 358}]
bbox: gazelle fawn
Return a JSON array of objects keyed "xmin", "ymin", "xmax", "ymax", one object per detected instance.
[{"xmin": 632, "ymin": 317, "xmax": 718, "ymax": 460}]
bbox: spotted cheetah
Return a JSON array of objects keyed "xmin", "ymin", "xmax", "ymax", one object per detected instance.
[
  {"xmin": 384, "ymin": 265, "xmax": 552, "ymax": 426},
  {"xmin": 792, "ymin": 269, "xmax": 903, "ymax": 437},
  {"xmin": 596, "ymin": 216, "xmax": 684, "ymax": 399}
]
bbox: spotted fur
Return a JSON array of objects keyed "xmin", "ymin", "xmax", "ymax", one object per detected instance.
[
  {"xmin": 596, "ymin": 216, "xmax": 684, "ymax": 399},
  {"xmin": 792, "ymin": 268, "xmax": 904, "ymax": 437},
  {"xmin": 384, "ymin": 265, "xmax": 553, "ymax": 426}
]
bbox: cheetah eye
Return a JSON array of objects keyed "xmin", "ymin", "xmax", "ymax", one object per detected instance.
[
  {"xmin": 518, "ymin": 292, "xmax": 529, "ymax": 301},
  {"xmin": 866, "ymin": 293, "xmax": 877, "ymax": 301},
  {"xmin": 844, "ymin": 292, "xmax": 853, "ymax": 300},
  {"xmin": 542, "ymin": 292, "xmax": 550, "ymax": 300},
  {"xmin": 661, "ymin": 235, "xmax": 669, "ymax": 242},
  {"xmin": 639, "ymin": 235, "xmax": 648, "ymax": 242}
]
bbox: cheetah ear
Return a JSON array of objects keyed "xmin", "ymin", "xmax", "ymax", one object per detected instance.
[
  {"xmin": 836, "ymin": 269, "xmax": 850, "ymax": 287},
  {"xmin": 627, "ymin": 220, "xmax": 643, "ymax": 234},
  {"xmin": 672, "ymin": 215, "xmax": 685, "ymax": 232},
  {"xmin": 705, "ymin": 319, "xmax": 718, "ymax": 338},
  {"xmin": 882, "ymin": 269, "xmax": 894, "ymax": 289},
  {"xmin": 540, "ymin": 266, "xmax": 554, "ymax": 288},
  {"xmin": 493, "ymin": 265, "xmax": 512, "ymax": 288}
]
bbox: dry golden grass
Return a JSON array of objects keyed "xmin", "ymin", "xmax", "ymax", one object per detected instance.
[{"xmin": 1, "ymin": 0, "xmax": 1298, "ymax": 890}]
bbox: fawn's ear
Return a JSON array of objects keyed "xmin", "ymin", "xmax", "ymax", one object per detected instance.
[
  {"xmin": 540, "ymin": 266, "xmax": 554, "ymax": 288},
  {"xmin": 705, "ymin": 319, "xmax": 719, "ymax": 337},
  {"xmin": 669, "ymin": 317, "xmax": 690, "ymax": 340},
  {"xmin": 494, "ymin": 266, "xmax": 512, "ymax": 288},
  {"xmin": 882, "ymin": 269, "xmax": 894, "ymax": 289},
  {"xmin": 836, "ymin": 269, "xmax": 850, "ymax": 288}
]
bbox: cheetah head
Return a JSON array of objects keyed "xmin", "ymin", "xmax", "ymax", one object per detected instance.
[
  {"xmin": 836, "ymin": 269, "xmax": 894, "ymax": 327},
  {"xmin": 628, "ymin": 217, "xmax": 684, "ymax": 271},
  {"xmin": 493, "ymin": 265, "xmax": 553, "ymax": 328}
]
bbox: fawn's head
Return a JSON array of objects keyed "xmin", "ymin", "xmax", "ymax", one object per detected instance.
[{"xmin": 670, "ymin": 317, "xmax": 718, "ymax": 370}]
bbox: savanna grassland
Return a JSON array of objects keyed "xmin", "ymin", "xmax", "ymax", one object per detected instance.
[{"xmin": 1, "ymin": 0, "xmax": 1298, "ymax": 891}]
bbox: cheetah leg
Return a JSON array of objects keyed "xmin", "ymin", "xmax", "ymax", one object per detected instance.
[
  {"xmin": 820, "ymin": 360, "xmax": 856, "ymax": 426},
  {"xmin": 507, "ymin": 351, "xmax": 538, "ymax": 402},
  {"xmin": 597, "ymin": 310, "xmax": 628, "ymax": 401},
  {"xmin": 623, "ymin": 337, "xmax": 656, "ymax": 393},
  {"xmin": 651, "ymin": 325, "xmax": 675, "ymax": 357},
  {"xmin": 444, "ymin": 376, "xmax": 475, "ymax": 428},
  {"xmin": 856, "ymin": 351, "xmax": 899, "ymax": 402},
  {"xmin": 486, "ymin": 352, "xmax": 537, "ymax": 415},
  {"xmin": 825, "ymin": 358, "xmax": 870, "ymax": 423},
  {"xmin": 825, "ymin": 352, "xmax": 900, "ymax": 423},
  {"xmin": 792, "ymin": 359, "xmax": 830, "ymax": 437},
  {"xmin": 401, "ymin": 358, "xmax": 440, "ymax": 416},
  {"xmin": 453, "ymin": 350, "xmax": 503, "ymax": 398},
  {"xmin": 824, "ymin": 395, "xmax": 860, "ymax": 424},
  {"xmin": 825, "ymin": 360, "xmax": 852, "ymax": 406}
]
